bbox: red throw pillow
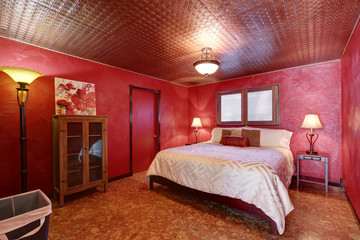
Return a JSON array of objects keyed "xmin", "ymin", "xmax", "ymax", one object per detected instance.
[{"xmin": 222, "ymin": 135, "xmax": 250, "ymax": 147}]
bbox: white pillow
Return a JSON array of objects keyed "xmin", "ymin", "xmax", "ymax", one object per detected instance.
[
  {"xmin": 210, "ymin": 127, "xmax": 225, "ymax": 143},
  {"xmin": 244, "ymin": 126, "xmax": 293, "ymax": 149}
]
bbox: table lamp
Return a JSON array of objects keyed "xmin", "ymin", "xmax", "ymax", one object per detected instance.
[
  {"xmin": 301, "ymin": 114, "xmax": 323, "ymax": 155},
  {"xmin": 191, "ymin": 117, "xmax": 202, "ymax": 143}
]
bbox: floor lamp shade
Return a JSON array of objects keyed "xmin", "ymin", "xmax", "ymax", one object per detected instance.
[
  {"xmin": 301, "ymin": 114, "xmax": 323, "ymax": 155},
  {"xmin": 0, "ymin": 66, "xmax": 44, "ymax": 85},
  {"xmin": 191, "ymin": 118, "xmax": 202, "ymax": 143},
  {"xmin": 1, "ymin": 66, "xmax": 44, "ymax": 193}
]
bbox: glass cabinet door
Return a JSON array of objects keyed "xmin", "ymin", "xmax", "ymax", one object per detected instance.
[
  {"xmin": 66, "ymin": 122, "xmax": 84, "ymax": 188},
  {"xmin": 88, "ymin": 122, "xmax": 103, "ymax": 182}
]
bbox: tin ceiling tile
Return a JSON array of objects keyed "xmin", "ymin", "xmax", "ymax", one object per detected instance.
[{"xmin": 0, "ymin": 0, "xmax": 359, "ymax": 86}]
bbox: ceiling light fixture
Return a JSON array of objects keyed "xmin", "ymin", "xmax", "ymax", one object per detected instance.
[{"xmin": 193, "ymin": 47, "xmax": 220, "ymax": 77}]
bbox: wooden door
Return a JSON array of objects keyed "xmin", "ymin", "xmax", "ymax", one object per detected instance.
[{"xmin": 130, "ymin": 86, "xmax": 160, "ymax": 174}]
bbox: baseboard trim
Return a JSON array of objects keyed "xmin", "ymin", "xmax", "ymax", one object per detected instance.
[{"xmin": 109, "ymin": 172, "xmax": 133, "ymax": 182}]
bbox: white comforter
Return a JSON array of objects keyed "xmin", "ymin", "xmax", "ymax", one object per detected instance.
[{"xmin": 146, "ymin": 142, "xmax": 295, "ymax": 234}]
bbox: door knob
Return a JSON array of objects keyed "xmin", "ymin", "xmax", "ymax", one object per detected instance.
[{"xmin": 153, "ymin": 135, "xmax": 157, "ymax": 138}]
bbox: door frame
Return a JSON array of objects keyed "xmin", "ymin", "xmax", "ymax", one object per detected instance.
[{"xmin": 129, "ymin": 85, "xmax": 161, "ymax": 175}]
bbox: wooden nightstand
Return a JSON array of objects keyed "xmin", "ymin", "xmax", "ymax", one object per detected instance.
[{"xmin": 296, "ymin": 151, "xmax": 328, "ymax": 193}]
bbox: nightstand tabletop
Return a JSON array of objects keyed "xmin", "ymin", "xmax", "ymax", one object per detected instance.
[{"xmin": 297, "ymin": 151, "xmax": 329, "ymax": 158}]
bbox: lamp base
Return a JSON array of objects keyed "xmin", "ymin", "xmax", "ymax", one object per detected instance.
[{"xmin": 306, "ymin": 150, "xmax": 318, "ymax": 155}]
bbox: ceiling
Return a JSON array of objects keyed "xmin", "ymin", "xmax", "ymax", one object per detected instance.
[{"xmin": 1, "ymin": 0, "xmax": 360, "ymax": 86}]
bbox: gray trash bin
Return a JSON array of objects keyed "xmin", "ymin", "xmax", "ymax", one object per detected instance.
[{"xmin": 0, "ymin": 190, "xmax": 52, "ymax": 240}]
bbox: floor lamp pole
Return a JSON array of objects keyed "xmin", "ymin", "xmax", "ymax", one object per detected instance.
[{"xmin": 17, "ymin": 85, "xmax": 29, "ymax": 193}]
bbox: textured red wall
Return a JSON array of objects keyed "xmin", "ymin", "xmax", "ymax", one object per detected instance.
[
  {"xmin": 188, "ymin": 61, "xmax": 342, "ymax": 182},
  {"xmin": 0, "ymin": 37, "xmax": 188, "ymax": 197},
  {"xmin": 341, "ymin": 20, "xmax": 360, "ymax": 218}
]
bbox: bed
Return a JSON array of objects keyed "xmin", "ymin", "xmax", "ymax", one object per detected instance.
[{"xmin": 146, "ymin": 127, "xmax": 295, "ymax": 235}]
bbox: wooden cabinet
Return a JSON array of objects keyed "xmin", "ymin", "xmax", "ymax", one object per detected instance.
[{"xmin": 52, "ymin": 115, "xmax": 108, "ymax": 206}]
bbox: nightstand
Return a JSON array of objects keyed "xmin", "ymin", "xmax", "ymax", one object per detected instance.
[{"xmin": 296, "ymin": 151, "xmax": 328, "ymax": 193}]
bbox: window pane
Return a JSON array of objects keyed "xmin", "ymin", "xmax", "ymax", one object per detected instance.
[
  {"xmin": 221, "ymin": 93, "xmax": 242, "ymax": 121},
  {"xmin": 247, "ymin": 90, "xmax": 273, "ymax": 121}
]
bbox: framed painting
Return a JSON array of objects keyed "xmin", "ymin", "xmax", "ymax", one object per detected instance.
[{"xmin": 55, "ymin": 78, "xmax": 96, "ymax": 115}]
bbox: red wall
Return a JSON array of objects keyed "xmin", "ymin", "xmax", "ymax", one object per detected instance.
[
  {"xmin": 188, "ymin": 61, "xmax": 342, "ymax": 182},
  {"xmin": 0, "ymin": 37, "xmax": 188, "ymax": 197},
  {"xmin": 1, "ymin": 33, "xmax": 354, "ymax": 213},
  {"xmin": 341, "ymin": 20, "xmax": 360, "ymax": 218}
]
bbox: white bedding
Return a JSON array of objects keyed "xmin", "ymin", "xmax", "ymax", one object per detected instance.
[{"xmin": 146, "ymin": 142, "xmax": 295, "ymax": 234}]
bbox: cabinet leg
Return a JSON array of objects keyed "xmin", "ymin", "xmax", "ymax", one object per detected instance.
[{"xmin": 104, "ymin": 182, "xmax": 108, "ymax": 193}]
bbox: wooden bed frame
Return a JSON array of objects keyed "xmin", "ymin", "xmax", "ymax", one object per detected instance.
[{"xmin": 149, "ymin": 175, "xmax": 277, "ymax": 236}]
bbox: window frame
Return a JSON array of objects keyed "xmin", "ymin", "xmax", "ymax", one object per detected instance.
[
  {"xmin": 216, "ymin": 84, "xmax": 279, "ymax": 126},
  {"xmin": 216, "ymin": 89, "xmax": 245, "ymax": 125}
]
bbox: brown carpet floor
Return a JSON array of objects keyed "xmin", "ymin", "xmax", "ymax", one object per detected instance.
[{"xmin": 48, "ymin": 172, "xmax": 360, "ymax": 240}]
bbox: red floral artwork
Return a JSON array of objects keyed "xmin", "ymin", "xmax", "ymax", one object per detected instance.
[{"xmin": 55, "ymin": 78, "xmax": 96, "ymax": 115}]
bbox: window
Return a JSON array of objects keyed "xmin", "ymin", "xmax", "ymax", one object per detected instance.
[{"xmin": 216, "ymin": 84, "xmax": 279, "ymax": 125}]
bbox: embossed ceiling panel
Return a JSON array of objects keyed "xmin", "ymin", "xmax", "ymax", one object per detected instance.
[{"xmin": 0, "ymin": 0, "xmax": 359, "ymax": 86}]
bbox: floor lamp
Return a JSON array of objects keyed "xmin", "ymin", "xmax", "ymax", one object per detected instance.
[{"xmin": 0, "ymin": 67, "xmax": 44, "ymax": 192}]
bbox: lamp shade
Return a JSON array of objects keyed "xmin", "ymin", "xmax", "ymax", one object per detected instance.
[
  {"xmin": 191, "ymin": 117, "xmax": 202, "ymax": 128},
  {"xmin": 193, "ymin": 60, "xmax": 220, "ymax": 75},
  {"xmin": 0, "ymin": 66, "xmax": 44, "ymax": 85},
  {"xmin": 193, "ymin": 47, "xmax": 220, "ymax": 76},
  {"xmin": 301, "ymin": 114, "xmax": 323, "ymax": 129}
]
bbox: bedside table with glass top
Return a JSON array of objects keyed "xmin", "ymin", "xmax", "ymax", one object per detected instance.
[{"xmin": 296, "ymin": 151, "xmax": 329, "ymax": 193}]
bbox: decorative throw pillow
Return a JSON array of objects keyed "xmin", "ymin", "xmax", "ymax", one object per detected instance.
[
  {"xmin": 220, "ymin": 129, "xmax": 232, "ymax": 144},
  {"xmin": 222, "ymin": 135, "xmax": 250, "ymax": 147},
  {"xmin": 241, "ymin": 129, "xmax": 260, "ymax": 147},
  {"xmin": 231, "ymin": 129, "xmax": 242, "ymax": 136}
]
